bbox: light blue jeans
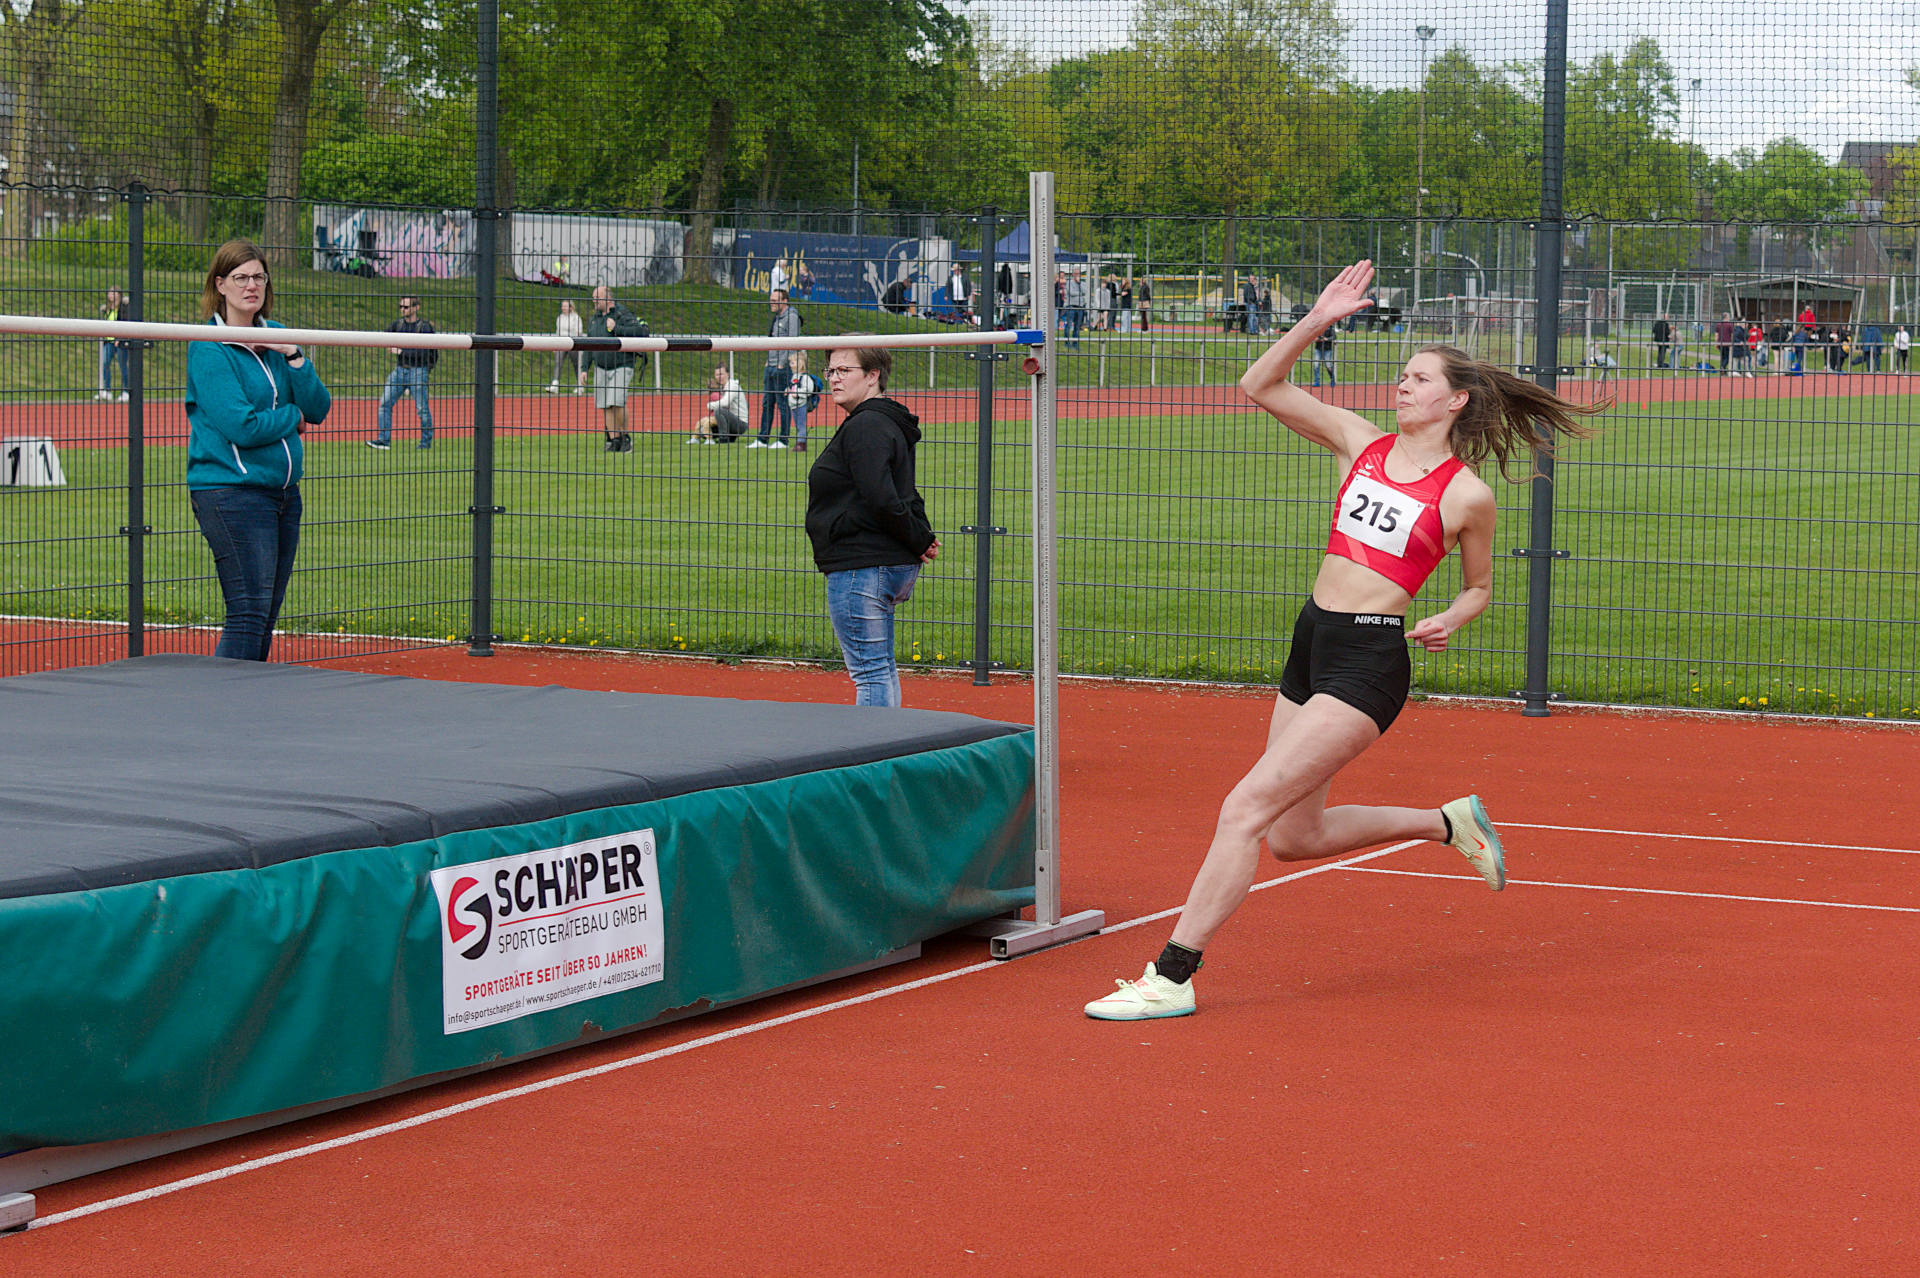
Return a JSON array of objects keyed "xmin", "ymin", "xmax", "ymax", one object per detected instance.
[
  {"xmin": 377, "ymin": 365, "xmax": 434, "ymax": 445},
  {"xmin": 825, "ymin": 563, "xmax": 921, "ymax": 707}
]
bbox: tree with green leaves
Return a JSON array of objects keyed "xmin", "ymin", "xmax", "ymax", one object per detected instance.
[{"xmin": 1120, "ymin": 0, "xmax": 1351, "ymax": 285}]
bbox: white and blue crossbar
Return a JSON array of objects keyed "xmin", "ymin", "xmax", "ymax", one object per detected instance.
[{"xmin": 0, "ymin": 314, "xmax": 1047, "ymax": 355}]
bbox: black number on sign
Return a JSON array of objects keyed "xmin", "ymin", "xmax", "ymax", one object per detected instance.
[{"xmin": 1348, "ymin": 493, "xmax": 1403, "ymax": 532}]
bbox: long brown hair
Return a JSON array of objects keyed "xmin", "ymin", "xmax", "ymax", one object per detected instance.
[
  {"xmin": 199, "ymin": 239, "xmax": 274, "ymax": 321},
  {"xmin": 1419, "ymin": 344, "xmax": 1606, "ymax": 481}
]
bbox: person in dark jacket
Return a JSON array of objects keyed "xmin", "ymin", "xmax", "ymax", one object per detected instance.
[
  {"xmin": 587, "ymin": 285, "xmax": 648, "ymax": 453},
  {"xmin": 805, "ymin": 344, "xmax": 940, "ymax": 707},
  {"xmin": 185, "ymin": 239, "xmax": 332, "ymax": 661},
  {"xmin": 369, "ymin": 295, "xmax": 436, "ymax": 449}
]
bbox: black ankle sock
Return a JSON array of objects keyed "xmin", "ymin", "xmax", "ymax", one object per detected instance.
[
  {"xmin": 1441, "ymin": 810, "xmax": 1455, "ymax": 844},
  {"xmin": 1155, "ymin": 941, "xmax": 1202, "ymax": 985}
]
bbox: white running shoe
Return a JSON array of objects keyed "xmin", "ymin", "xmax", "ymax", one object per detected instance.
[
  {"xmin": 547, "ymin": 382, "xmax": 559, "ymax": 393},
  {"xmin": 1084, "ymin": 963, "xmax": 1196, "ymax": 1020},
  {"xmin": 1442, "ymin": 795, "xmax": 1507, "ymax": 890},
  {"xmin": 746, "ymin": 439, "xmax": 766, "ymax": 449},
  {"xmin": 685, "ymin": 436, "xmax": 699, "ymax": 444},
  {"xmin": 767, "ymin": 440, "xmax": 787, "ymax": 450},
  {"xmin": 95, "ymin": 390, "xmax": 111, "ymax": 401}
]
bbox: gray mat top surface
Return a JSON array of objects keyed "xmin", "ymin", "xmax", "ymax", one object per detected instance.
[{"xmin": 0, "ymin": 656, "xmax": 1028, "ymax": 900}]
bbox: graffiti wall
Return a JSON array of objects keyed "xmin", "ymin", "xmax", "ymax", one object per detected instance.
[
  {"xmin": 311, "ymin": 206, "xmax": 474, "ymax": 279},
  {"xmin": 510, "ymin": 214, "xmax": 690, "ymax": 290}
]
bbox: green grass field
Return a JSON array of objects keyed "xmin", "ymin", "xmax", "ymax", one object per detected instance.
[{"xmin": 6, "ymin": 378, "xmax": 1916, "ymax": 717}]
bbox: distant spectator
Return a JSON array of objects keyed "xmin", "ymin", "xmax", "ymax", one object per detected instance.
[
  {"xmin": 1257, "ymin": 280, "xmax": 1274, "ymax": 335},
  {"xmin": 796, "ymin": 261, "xmax": 815, "ymax": 299},
  {"xmin": 1310, "ymin": 322, "xmax": 1337, "ymax": 387},
  {"xmin": 1895, "ymin": 323, "xmax": 1911, "ymax": 373},
  {"xmin": 770, "ymin": 257, "xmax": 790, "ymax": 297},
  {"xmin": 1118, "ymin": 277, "xmax": 1134, "ymax": 332},
  {"xmin": 1727, "ymin": 316, "xmax": 1752, "ymax": 379},
  {"xmin": 750, "ymin": 289, "xmax": 802, "ymax": 448},
  {"xmin": 1714, "ymin": 316, "xmax": 1736, "ymax": 374},
  {"xmin": 540, "ymin": 255, "xmax": 571, "ymax": 287},
  {"xmin": 1747, "ymin": 322, "xmax": 1764, "ymax": 370},
  {"xmin": 1798, "ymin": 303, "xmax": 1816, "ymax": 332},
  {"xmin": 1826, "ymin": 327, "xmax": 1846, "ymax": 373},
  {"xmin": 1136, "ymin": 276, "xmax": 1152, "ymax": 332},
  {"xmin": 1064, "ymin": 269, "xmax": 1088, "ymax": 348},
  {"xmin": 948, "ymin": 264, "xmax": 970, "ymax": 322},
  {"xmin": 97, "ymin": 286, "xmax": 130, "ymax": 401},
  {"xmin": 587, "ymin": 285, "xmax": 647, "ymax": 453},
  {"xmin": 690, "ymin": 364, "xmax": 747, "ymax": 444},
  {"xmin": 550, "ymin": 298, "xmax": 585, "ymax": 394},
  {"xmin": 1651, "ymin": 314, "xmax": 1673, "ymax": 369},
  {"xmin": 1585, "ymin": 342, "xmax": 1618, "ymax": 384},
  {"xmin": 1789, "ymin": 325, "xmax": 1809, "ymax": 375},
  {"xmin": 369, "ymin": 295, "xmax": 437, "ymax": 449},
  {"xmin": 1859, "ymin": 321, "xmax": 1882, "ymax": 371},
  {"xmin": 785, "ymin": 351, "xmax": 822, "ymax": 453},
  {"xmin": 882, "ymin": 274, "xmax": 914, "ymax": 315}
]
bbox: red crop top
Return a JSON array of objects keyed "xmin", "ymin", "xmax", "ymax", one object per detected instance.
[{"xmin": 1325, "ymin": 435, "xmax": 1465, "ymax": 596}]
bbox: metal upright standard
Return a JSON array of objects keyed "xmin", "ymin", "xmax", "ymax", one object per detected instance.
[{"xmin": 971, "ymin": 171, "xmax": 1106, "ymax": 960}]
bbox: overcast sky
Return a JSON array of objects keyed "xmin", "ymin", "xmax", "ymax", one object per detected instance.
[{"xmin": 967, "ymin": 0, "xmax": 1920, "ymax": 161}]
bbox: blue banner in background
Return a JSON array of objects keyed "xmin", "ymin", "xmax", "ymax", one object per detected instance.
[{"xmin": 732, "ymin": 230, "xmax": 933, "ymax": 311}]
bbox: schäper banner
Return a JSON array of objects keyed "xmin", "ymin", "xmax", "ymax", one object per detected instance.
[{"xmin": 431, "ymin": 830, "xmax": 666, "ymax": 1034}]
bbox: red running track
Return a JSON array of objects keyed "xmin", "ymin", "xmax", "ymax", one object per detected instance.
[
  {"xmin": 7, "ymin": 645, "xmax": 1920, "ymax": 1275},
  {"xmin": 9, "ymin": 370, "xmax": 1914, "ymax": 450}
]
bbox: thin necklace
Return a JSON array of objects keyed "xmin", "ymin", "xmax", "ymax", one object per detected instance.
[{"xmin": 1393, "ymin": 436, "xmax": 1451, "ymax": 475}]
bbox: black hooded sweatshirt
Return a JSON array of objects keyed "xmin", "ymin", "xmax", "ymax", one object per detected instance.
[{"xmin": 805, "ymin": 395, "xmax": 935, "ymax": 572}]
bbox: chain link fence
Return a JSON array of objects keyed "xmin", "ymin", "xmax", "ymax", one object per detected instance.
[{"xmin": 2, "ymin": 0, "xmax": 1916, "ymax": 717}]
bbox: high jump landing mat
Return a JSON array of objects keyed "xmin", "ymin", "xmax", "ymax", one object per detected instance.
[{"xmin": 0, "ymin": 655, "xmax": 1035, "ymax": 1184}]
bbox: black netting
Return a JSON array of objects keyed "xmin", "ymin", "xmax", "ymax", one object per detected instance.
[{"xmin": 3, "ymin": 0, "xmax": 1917, "ymax": 716}]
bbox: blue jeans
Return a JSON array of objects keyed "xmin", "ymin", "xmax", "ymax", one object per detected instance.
[
  {"xmin": 758, "ymin": 365, "xmax": 792, "ymax": 442},
  {"xmin": 792, "ymin": 399, "xmax": 809, "ymax": 447},
  {"xmin": 377, "ymin": 366, "xmax": 434, "ymax": 445},
  {"xmin": 1311, "ymin": 351, "xmax": 1336, "ymax": 386},
  {"xmin": 191, "ymin": 485, "xmax": 302, "ymax": 661},
  {"xmin": 99, "ymin": 342, "xmax": 128, "ymax": 394},
  {"xmin": 825, "ymin": 563, "xmax": 921, "ymax": 707}
]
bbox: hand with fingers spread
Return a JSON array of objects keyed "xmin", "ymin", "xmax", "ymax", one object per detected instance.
[{"xmin": 1311, "ymin": 259, "xmax": 1377, "ymax": 326}]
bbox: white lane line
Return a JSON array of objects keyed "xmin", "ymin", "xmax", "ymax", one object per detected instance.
[
  {"xmin": 1343, "ymin": 866, "xmax": 1920, "ymax": 913},
  {"xmin": 1097, "ymin": 841, "xmax": 1423, "ymax": 934},
  {"xmin": 1504, "ymin": 822, "xmax": 1920, "ymax": 857},
  {"xmin": 22, "ymin": 842, "xmax": 1424, "ymax": 1233}
]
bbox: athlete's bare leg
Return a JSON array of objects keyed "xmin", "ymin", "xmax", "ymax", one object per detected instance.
[{"xmin": 1167, "ymin": 693, "xmax": 1382, "ymax": 951}]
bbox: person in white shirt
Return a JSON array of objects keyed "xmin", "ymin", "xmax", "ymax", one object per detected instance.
[
  {"xmin": 1895, "ymin": 324, "xmax": 1911, "ymax": 374},
  {"xmin": 770, "ymin": 258, "xmax": 790, "ymax": 297},
  {"xmin": 691, "ymin": 364, "xmax": 748, "ymax": 443},
  {"xmin": 549, "ymin": 299, "xmax": 585, "ymax": 393}
]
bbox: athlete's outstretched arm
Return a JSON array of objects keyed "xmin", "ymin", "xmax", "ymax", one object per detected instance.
[{"xmin": 1239, "ymin": 260, "xmax": 1384, "ymax": 466}]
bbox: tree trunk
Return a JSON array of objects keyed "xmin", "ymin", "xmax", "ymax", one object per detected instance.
[
  {"xmin": 263, "ymin": 0, "xmax": 343, "ymax": 254},
  {"xmin": 184, "ymin": 102, "xmax": 218, "ymax": 244},
  {"xmin": 684, "ymin": 96, "xmax": 734, "ymax": 287},
  {"xmin": 0, "ymin": 2, "xmax": 75, "ymax": 256}
]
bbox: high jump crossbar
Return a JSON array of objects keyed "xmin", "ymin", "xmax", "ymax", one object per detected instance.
[{"xmin": 0, "ymin": 315, "xmax": 1047, "ymax": 355}]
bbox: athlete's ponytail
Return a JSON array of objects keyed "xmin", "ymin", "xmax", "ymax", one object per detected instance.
[{"xmin": 1420, "ymin": 344, "xmax": 1606, "ymax": 482}]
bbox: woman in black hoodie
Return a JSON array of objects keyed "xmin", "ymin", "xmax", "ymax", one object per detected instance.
[{"xmin": 805, "ymin": 344, "xmax": 940, "ymax": 706}]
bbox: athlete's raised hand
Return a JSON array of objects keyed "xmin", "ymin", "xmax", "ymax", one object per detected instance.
[{"xmin": 1311, "ymin": 260, "xmax": 1376, "ymax": 325}]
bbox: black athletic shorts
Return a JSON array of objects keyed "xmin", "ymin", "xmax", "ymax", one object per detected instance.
[{"xmin": 1277, "ymin": 598, "xmax": 1412, "ymax": 734}]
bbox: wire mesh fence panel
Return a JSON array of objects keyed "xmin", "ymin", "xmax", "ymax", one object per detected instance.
[{"xmin": 2, "ymin": 0, "xmax": 1916, "ymax": 716}]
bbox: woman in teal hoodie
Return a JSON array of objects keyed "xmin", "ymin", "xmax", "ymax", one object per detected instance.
[{"xmin": 186, "ymin": 239, "xmax": 332, "ymax": 660}]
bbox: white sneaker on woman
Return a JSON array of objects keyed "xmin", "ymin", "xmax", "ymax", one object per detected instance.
[{"xmin": 1084, "ymin": 963, "xmax": 1196, "ymax": 1020}]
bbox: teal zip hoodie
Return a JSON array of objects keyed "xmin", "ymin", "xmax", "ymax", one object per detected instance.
[{"xmin": 185, "ymin": 316, "xmax": 332, "ymax": 490}]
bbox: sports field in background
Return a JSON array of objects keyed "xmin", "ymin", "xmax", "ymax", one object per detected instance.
[{"xmin": 7, "ymin": 378, "xmax": 1914, "ymax": 717}]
